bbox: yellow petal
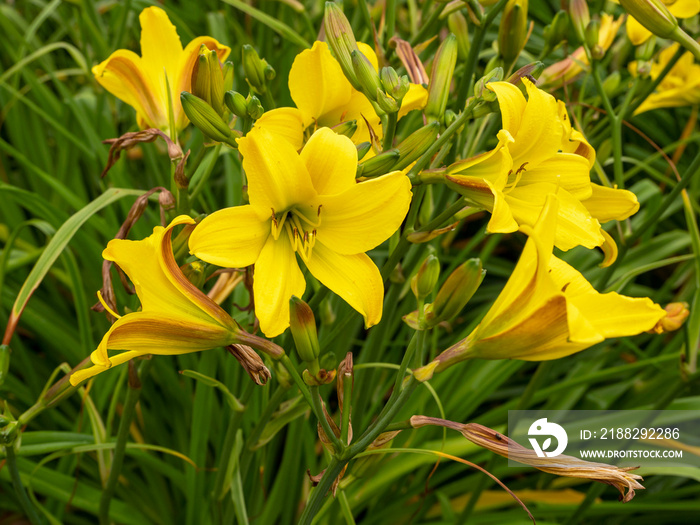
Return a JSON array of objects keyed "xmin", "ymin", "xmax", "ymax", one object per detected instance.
[
  {"xmin": 254, "ymin": 107, "xmax": 306, "ymax": 150},
  {"xmin": 139, "ymin": 6, "xmax": 183, "ymax": 85},
  {"xmin": 599, "ymin": 229, "xmax": 619, "ymax": 267},
  {"xmin": 289, "ymin": 41, "xmax": 353, "ymax": 125},
  {"xmin": 548, "ymin": 256, "xmax": 666, "ymax": 337},
  {"xmin": 253, "ymin": 236, "xmax": 306, "ymax": 337},
  {"xmin": 301, "ymin": 128, "xmax": 358, "ymax": 195},
  {"xmin": 70, "ymin": 350, "xmax": 140, "ymax": 385},
  {"xmin": 582, "ymin": 183, "xmax": 640, "ymax": 223},
  {"xmin": 488, "ymin": 81, "xmax": 526, "ymax": 134},
  {"xmin": 189, "ymin": 205, "xmax": 270, "ymax": 268},
  {"xmin": 305, "ymin": 243, "xmax": 383, "ymax": 328},
  {"xmin": 398, "ymin": 83, "xmax": 429, "ymax": 119},
  {"xmin": 669, "ymin": 0, "xmax": 700, "ymax": 18},
  {"xmin": 315, "ymin": 171, "xmax": 412, "ymax": 254},
  {"xmin": 447, "ymin": 129, "xmax": 514, "ymax": 186},
  {"xmin": 237, "ymin": 127, "xmax": 317, "ymax": 212},
  {"xmin": 92, "ymin": 50, "xmax": 165, "ymax": 130},
  {"xmin": 626, "ymin": 16, "xmax": 652, "ymax": 46},
  {"xmin": 520, "ymin": 152, "xmax": 593, "ymax": 200},
  {"xmin": 446, "ymin": 175, "xmax": 518, "ymax": 233},
  {"xmin": 557, "ymin": 101, "xmax": 596, "ymax": 167},
  {"xmin": 320, "ymin": 89, "xmax": 381, "ymax": 143}
]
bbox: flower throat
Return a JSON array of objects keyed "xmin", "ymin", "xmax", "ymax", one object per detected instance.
[{"xmin": 270, "ymin": 205, "xmax": 322, "ymax": 262}]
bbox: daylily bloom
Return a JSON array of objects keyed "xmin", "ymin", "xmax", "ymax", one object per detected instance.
[
  {"xmin": 414, "ymin": 194, "xmax": 666, "ymax": 381},
  {"xmin": 188, "ymin": 127, "xmax": 412, "ymax": 337},
  {"xmin": 254, "ymin": 41, "xmax": 428, "ymax": 150},
  {"xmin": 540, "ymin": 14, "xmax": 625, "ymax": 88},
  {"xmin": 69, "ymin": 216, "xmax": 269, "ymax": 386},
  {"xmin": 92, "ymin": 6, "xmax": 230, "ymax": 134},
  {"xmin": 629, "ymin": 43, "xmax": 700, "ymax": 113},
  {"xmin": 440, "ymin": 79, "xmax": 638, "ymax": 258},
  {"xmin": 623, "ymin": 0, "xmax": 700, "ymax": 45}
]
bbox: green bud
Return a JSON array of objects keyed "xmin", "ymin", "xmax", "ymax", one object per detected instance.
[
  {"xmin": 208, "ymin": 50, "xmax": 225, "ymax": 116},
  {"xmin": 498, "ymin": 0, "xmax": 528, "ymax": 65},
  {"xmin": 542, "ymin": 11, "xmax": 569, "ymax": 55},
  {"xmin": 619, "ymin": 0, "xmax": 678, "ymax": 40},
  {"xmin": 351, "ymin": 49, "xmax": 383, "ymax": 102},
  {"xmin": 0, "ymin": 415, "xmax": 10, "ymax": 428},
  {"xmin": 324, "ymin": 2, "xmax": 362, "ymax": 91},
  {"xmin": 264, "ymin": 64, "xmax": 276, "ymax": 81},
  {"xmin": 375, "ymin": 88, "xmax": 399, "ymax": 113},
  {"xmin": 570, "ymin": 0, "xmax": 590, "ymax": 44},
  {"xmin": 635, "ymin": 36, "xmax": 657, "ymax": 61},
  {"xmin": 331, "ymin": 119, "xmax": 358, "ymax": 139},
  {"xmin": 223, "ymin": 61, "xmax": 235, "ymax": 93},
  {"xmin": 181, "ymin": 92, "xmax": 235, "ymax": 145},
  {"xmin": 411, "ymin": 255, "xmax": 440, "ymax": 302},
  {"xmin": 506, "ymin": 61, "xmax": 545, "ymax": 85},
  {"xmin": 602, "ymin": 71, "xmax": 621, "ymax": 97},
  {"xmin": 444, "ymin": 109, "xmax": 457, "ymax": 127},
  {"xmin": 356, "ymin": 149, "xmax": 400, "ymax": 178},
  {"xmin": 181, "ymin": 261, "xmax": 207, "ymax": 289},
  {"xmin": 430, "ymin": 259, "xmax": 485, "ymax": 324},
  {"xmin": 475, "ymin": 67, "xmax": 503, "ymax": 101},
  {"xmin": 425, "ymin": 34, "xmax": 458, "ymax": 124},
  {"xmin": 246, "ymin": 95, "xmax": 264, "ymax": 120},
  {"xmin": 242, "ymin": 44, "xmax": 267, "ymax": 95},
  {"xmin": 191, "ymin": 46, "xmax": 225, "ymax": 116},
  {"xmin": 585, "ymin": 18, "xmax": 602, "ymax": 59},
  {"xmin": 394, "ymin": 122, "xmax": 440, "ymax": 170},
  {"xmin": 224, "ymin": 90, "xmax": 248, "ymax": 119},
  {"xmin": 380, "ymin": 67, "xmax": 410, "ymax": 102},
  {"xmin": 0, "ymin": 345, "xmax": 10, "ymax": 388},
  {"xmin": 290, "ymin": 296, "xmax": 320, "ymax": 364},
  {"xmin": 447, "ymin": 11, "xmax": 470, "ymax": 60},
  {"xmin": 356, "ymin": 141, "xmax": 371, "ymax": 160}
]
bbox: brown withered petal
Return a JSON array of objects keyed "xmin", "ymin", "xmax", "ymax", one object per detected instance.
[
  {"xmin": 226, "ymin": 344, "xmax": 271, "ymax": 386},
  {"xmin": 174, "ymin": 150, "xmax": 191, "ymax": 190},
  {"xmin": 390, "ymin": 36, "xmax": 429, "ymax": 85},
  {"xmin": 412, "ymin": 417, "xmax": 644, "ymax": 503},
  {"xmin": 406, "ymin": 222, "xmax": 459, "ymax": 243},
  {"xmin": 102, "ymin": 128, "xmax": 184, "ymax": 178}
]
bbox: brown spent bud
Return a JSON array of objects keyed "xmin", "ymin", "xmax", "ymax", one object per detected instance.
[
  {"xmin": 227, "ymin": 344, "xmax": 271, "ymax": 386},
  {"xmin": 651, "ymin": 302, "xmax": 690, "ymax": 333}
]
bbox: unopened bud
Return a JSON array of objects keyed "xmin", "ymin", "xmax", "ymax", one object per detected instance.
[
  {"xmin": 181, "ymin": 261, "xmax": 207, "ymax": 289},
  {"xmin": 356, "ymin": 149, "xmax": 400, "ymax": 178},
  {"xmin": 324, "ymin": 2, "xmax": 362, "ymax": 91},
  {"xmin": 430, "ymin": 259, "xmax": 485, "ymax": 324},
  {"xmin": 498, "ymin": 0, "xmax": 529, "ymax": 65},
  {"xmin": 651, "ymin": 302, "xmax": 690, "ymax": 333},
  {"xmin": 247, "ymin": 95, "xmax": 264, "ymax": 120},
  {"xmin": 602, "ymin": 71, "xmax": 621, "ymax": 97},
  {"xmin": 242, "ymin": 44, "xmax": 268, "ymax": 95},
  {"xmin": 542, "ymin": 11, "xmax": 569, "ymax": 55},
  {"xmin": 356, "ymin": 141, "xmax": 371, "ymax": 160},
  {"xmin": 585, "ymin": 18, "xmax": 602, "ymax": 59},
  {"xmin": 181, "ymin": 92, "xmax": 235, "ymax": 146},
  {"xmin": 224, "ymin": 90, "xmax": 248, "ymax": 119},
  {"xmin": 506, "ymin": 61, "xmax": 545, "ymax": 85},
  {"xmin": 332, "ymin": 120, "xmax": 358, "ymax": 139},
  {"xmin": 264, "ymin": 64, "xmax": 276, "ymax": 81},
  {"xmin": 475, "ymin": 67, "xmax": 503, "ymax": 101},
  {"xmin": 635, "ymin": 60, "xmax": 652, "ymax": 77},
  {"xmin": 444, "ymin": 109, "xmax": 457, "ymax": 127},
  {"xmin": 380, "ymin": 67, "xmax": 410, "ymax": 102},
  {"xmin": 425, "ymin": 34, "xmax": 458, "ymax": 124},
  {"xmin": 635, "ymin": 36, "xmax": 657, "ymax": 61},
  {"xmin": 223, "ymin": 61, "xmax": 234, "ymax": 92},
  {"xmin": 375, "ymin": 88, "xmax": 399, "ymax": 113},
  {"xmin": 411, "ymin": 254, "xmax": 440, "ymax": 302},
  {"xmin": 290, "ymin": 296, "xmax": 320, "ymax": 364},
  {"xmin": 448, "ymin": 11, "xmax": 470, "ymax": 60},
  {"xmin": 352, "ymin": 49, "xmax": 383, "ymax": 102},
  {"xmin": 619, "ymin": 0, "xmax": 678, "ymax": 40},
  {"xmin": 394, "ymin": 122, "xmax": 440, "ymax": 170},
  {"xmin": 570, "ymin": 0, "xmax": 590, "ymax": 44},
  {"xmin": 192, "ymin": 49, "xmax": 212, "ymax": 105}
]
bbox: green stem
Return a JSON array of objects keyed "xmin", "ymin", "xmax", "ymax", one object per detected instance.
[
  {"xmin": 340, "ymin": 370, "xmax": 352, "ymax": 445},
  {"xmin": 98, "ymin": 359, "xmax": 151, "ymax": 525},
  {"xmin": 6, "ymin": 445, "xmax": 44, "ymax": 525},
  {"xmin": 298, "ymin": 457, "xmax": 344, "ymax": 525},
  {"xmin": 338, "ymin": 490, "xmax": 356, "ymax": 525},
  {"xmin": 590, "ymin": 61, "xmax": 624, "ymax": 189},
  {"xmin": 240, "ymin": 385, "xmax": 288, "ymax": 478},
  {"xmin": 382, "ymin": 112, "xmax": 398, "ymax": 151},
  {"xmin": 385, "ymin": 0, "xmax": 397, "ymax": 45},
  {"xmin": 409, "ymin": 6, "xmax": 442, "ymax": 46},
  {"xmin": 310, "ymin": 385, "xmax": 345, "ymax": 453},
  {"xmin": 672, "ymin": 26, "xmax": 700, "ymax": 62}
]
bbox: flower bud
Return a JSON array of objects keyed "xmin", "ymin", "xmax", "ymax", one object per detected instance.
[
  {"xmin": 351, "ymin": 49, "xmax": 383, "ymax": 102},
  {"xmin": 498, "ymin": 0, "xmax": 529, "ymax": 65},
  {"xmin": 356, "ymin": 149, "xmax": 400, "ymax": 178},
  {"xmin": 619, "ymin": 0, "xmax": 678, "ymax": 40},
  {"xmin": 223, "ymin": 61, "xmax": 235, "ymax": 93},
  {"xmin": 542, "ymin": 10, "xmax": 569, "ymax": 55},
  {"xmin": 181, "ymin": 261, "xmax": 207, "ymax": 289},
  {"xmin": 192, "ymin": 48, "xmax": 212, "ymax": 105},
  {"xmin": 181, "ymin": 92, "xmax": 235, "ymax": 146},
  {"xmin": 570, "ymin": 0, "xmax": 590, "ymax": 44},
  {"xmin": 411, "ymin": 254, "xmax": 440, "ymax": 302},
  {"xmin": 208, "ymin": 50, "xmax": 225, "ymax": 116},
  {"xmin": 290, "ymin": 296, "xmax": 321, "ymax": 364},
  {"xmin": 506, "ymin": 61, "xmax": 545, "ymax": 85},
  {"xmin": 475, "ymin": 67, "xmax": 503, "ymax": 101},
  {"xmin": 430, "ymin": 258, "xmax": 485, "ymax": 324},
  {"xmin": 264, "ymin": 64, "xmax": 276, "ymax": 81},
  {"xmin": 602, "ymin": 71, "xmax": 621, "ymax": 97},
  {"xmin": 247, "ymin": 95, "xmax": 264, "ymax": 120},
  {"xmin": 332, "ymin": 120, "xmax": 358, "ymax": 139},
  {"xmin": 586, "ymin": 18, "xmax": 603, "ymax": 59},
  {"xmin": 444, "ymin": 109, "xmax": 457, "ymax": 128},
  {"xmin": 635, "ymin": 36, "xmax": 657, "ymax": 61},
  {"xmin": 380, "ymin": 67, "xmax": 410, "ymax": 102},
  {"xmin": 448, "ymin": 11, "xmax": 470, "ymax": 60},
  {"xmin": 425, "ymin": 34, "xmax": 458, "ymax": 124},
  {"xmin": 224, "ymin": 90, "xmax": 248, "ymax": 119},
  {"xmin": 242, "ymin": 44, "xmax": 268, "ymax": 95},
  {"xmin": 324, "ymin": 2, "xmax": 362, "ymax": 91},
  {"xmin": 356, "ymin": 141, "xmax": 371, "ymax": 160},
  {"xmin": 375, "ymin": 88, "xmax": 399, "ymax": 113},
  {"xmin": 651, "ymin": 302, "xmax": 690, "ymax": 333},
  {"xmin": 394, "ymin": 122, "xmax": 440, "ymax": 170}
]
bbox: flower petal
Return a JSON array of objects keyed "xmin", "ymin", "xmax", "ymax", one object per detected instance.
[
  {"xmin": 446, "ymin": 175, "xmax": 518, "ymax": 233},
  {"xmin": 582, "ymin": 183, "xmax": 640, "ymax": 223},
  {"xmin": 289, "ymin": 41, "xmax": 353, "ymax": 125},
  {"xmin": 92, "ymin": 50, "xmax": 165, "ymax": 129},
  {"xmin": 301, "ymin": 128, "xmax": 358, "ymax": 195},
  {"xmin": 253, "ymin": 236, "xmax": 306, "ymax": 337},
  {"xmin": 315, "ymin": 171, "xmax": 412, "ymax": 254},
  {"xmin": 254, "ymin": 107, "xmax": 306, "ymax": 150},
  {"xmin": 626, "ymin": 16, "xmax": 651, "ymax": 46},
  {"xmin": 488, "ymin": 81, "xmax": 526, "ymax": 134},
  {"xmin": 139, "ymin": 6, "xmax": 183, "ymax": 83},
  {"xmin": 306, "ymin": 243, "xmax": 383, "ymax": 328},
  {"xmin": 189, "ymin": 205, "xmax": 270, "ymax": 268},
  {"xmin": 669, "ymin": 0, "xmax": 700, "ymax": 18},
  {"xmin": 237, "ymin": 127, "xmax": 316, "ymax": 212},
  {"xmin": 519, "ymin": 151, "xmax": 593, "ymax": 200},
  {"xmin": 398, "ymin": 83, "xmax": 429, "ymax": 119}
]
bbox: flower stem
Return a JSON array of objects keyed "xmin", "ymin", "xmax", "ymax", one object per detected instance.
[
  {"xmin": 6, "ymin": 445, "xmax": 44, "ymax": 525},
  {"xmin": 98, "ymin": 359, "xmax": 151, "ymax": 525},
  {"xmin": 382, "ymin": 111, "xmax": 398, "ymax": 151},
  {"xmin": 310, "ymin": 384, "xmax": 345, "ymax": 453}
]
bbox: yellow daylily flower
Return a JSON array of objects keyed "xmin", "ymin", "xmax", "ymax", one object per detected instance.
[
  {"xmin": 540, "ymin": 15, "xmax": 625, "ymax": 88},
  {"xmin": 625, "ymin": 0, "xmax": 700, "ymax": 45},
  {"xmin": 414, "ymin": 194, "xmax": 666, "ymax": 381},
  {"xmin": 188, "ymin": 127, "xmax": 412, "ymax": 337},
  {"xmin": 254, "ymin": 41, "xmax": 428, "ymax": 149},
  {"xmin": 70, "ymin": 216, "xmax": 267, "ymax": 386},
  {"xmin": 444, "ymin": 79, "xmax": 639, "ymax": 257},
  {"xmin": 629, "ymin": 43, "xmax": 700, "ymax": 113},
  {"xmin": 92, "ymin": 6, "xmax": 230, "ymax": 133}
]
